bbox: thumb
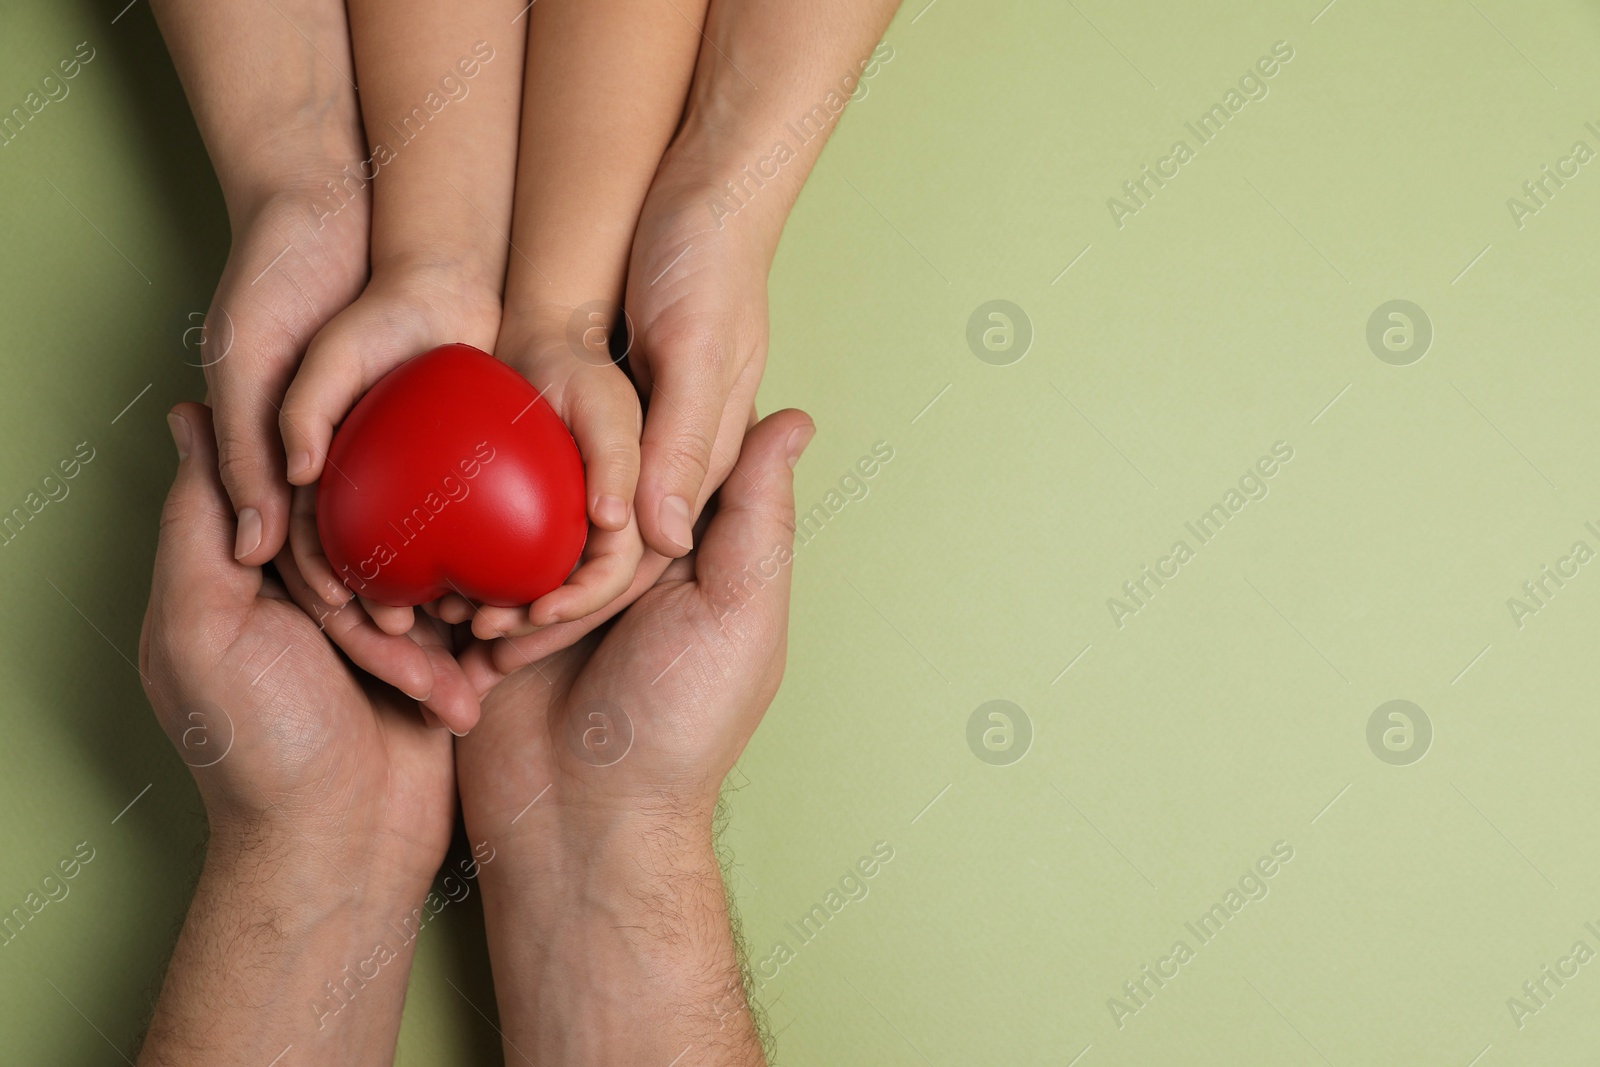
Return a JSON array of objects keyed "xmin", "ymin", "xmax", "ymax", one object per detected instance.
[
  {"xmin": 692, "ymin": 409, "xmax": 814, "ymax": 633},
  {"xmin": 152, "ymin": 403, "xmax": 261, "ymax": 627}
]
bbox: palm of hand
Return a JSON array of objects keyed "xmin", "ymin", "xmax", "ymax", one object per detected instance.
[
  {"xmin": 459, "ymin": 548, "xmax": 786, "ymax": 832},
  {"xmin": 142, "ymin": 547, "xmax": 455, "ymax": 865}
]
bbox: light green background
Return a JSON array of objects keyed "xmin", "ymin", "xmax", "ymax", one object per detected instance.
[{"xmin": 3, "ymin": 0, "xmax": 1599, "ymax": 1062}]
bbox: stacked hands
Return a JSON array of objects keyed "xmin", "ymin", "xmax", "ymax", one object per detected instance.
[{"xmin": 137, "ymin": 0, "xmax": 899, "ymax": 1062}]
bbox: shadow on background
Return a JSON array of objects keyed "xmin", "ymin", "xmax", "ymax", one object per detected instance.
[{"xmin": 0, "ymin": 2, "xmax": 500, "ymax": 1062}]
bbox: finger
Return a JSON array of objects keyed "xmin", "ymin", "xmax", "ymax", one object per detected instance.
[
  {"xmin": 288, "ymin": 482, "xmax": 352, "ymax": 608},
  {"xmin": 563, "ymin": 369, "xmax": 643, "ymax": 533},
  {"xmin": 420, "ymin": 640, "xmax": 482, "ymax": 735},
  {"xmin": 636, "ymin": 353, "xmax": 733, "ymax": 558},
  {"xmin": 152, "ymin": 404, "xmax": 263, "ymax": 627},
  {"xmin": 402, "ymin": 613, "xmax": 481, "ymax": 733},
  {"xmin": 360, "ymin": 597, "xmax": 416, "ymax": 637},
  {"xmin": 458, "ymin": 639, "xmax": 508, "ymax": 698},
  {"xmin": 527, "ymin": 520, "xmax": 644, "ymax": 626},
  {"xmin": 692, "ymin": 409, "xmax": 814, "ymax": 633},
  {"xmin": 436, "ymin": 594, "xmax": 476, "ymax": 625},
  {"xmin": 272, "ymin": 544, "xmax": 436, "ymax": 701},
  {"xmin": 209, "ymin": 380, "xmax": 291, "ymax": 567},
  {"xmin": 278, "ymin": 311, "xmax": 381, "ymax": 487},
  {"xmin": 488, "ymin": 550, "xmax": 672, "ymax": 671},
  {"xmin": 472, "ymin": 604, "xmax": 534, "ymax": 640}
]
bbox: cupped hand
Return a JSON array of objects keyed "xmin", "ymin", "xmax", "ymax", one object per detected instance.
[
  {"xmin": 451, "ymin": 317, "xmax": 655, "ymax": 643},
  {"xmin": 200, "ymin": 178, "xmax": 369, "ymax": 569},
  {"xmin": 279, "ymin": 267, "xmax": 503, "ymax": 727},
  {"xmin": 454, "ymin": 407, "xmax": 813, "ymax": 839},
  {"xmin": 139, "ymin": 403, "xmax": 460, "ymax": 877},
  {"xmin": 623, "ymin": 159, "xmax": 773, "ymax": 563}
]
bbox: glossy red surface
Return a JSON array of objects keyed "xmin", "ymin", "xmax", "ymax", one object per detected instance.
[{"xmin": 316, "ymin": 344, "xmax": 587, "ymax": 607}]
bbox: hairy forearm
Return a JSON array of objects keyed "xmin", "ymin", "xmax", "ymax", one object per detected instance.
[
  {"xmin": 149, "ymin": 0, "xmax": 363, "ymax": 216},
  {"xmin": 478, "ymin": 812, "xmax": 764, "ymax": 1065},
  {"xmin": 139, "ymin": 827, "xmax": 435, "ymax": 1066},
  {"xmin": 671, "ymin": 0, "xmax": 904, "ymax": 256}
]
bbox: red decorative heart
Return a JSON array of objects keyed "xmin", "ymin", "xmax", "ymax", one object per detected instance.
[{"xmin": 316, "ymin": 344, "xmax": 587, "ymax": 607}]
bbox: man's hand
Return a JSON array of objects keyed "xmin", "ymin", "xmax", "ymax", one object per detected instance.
[
  {"xmin": 137, "ymin": 404, "xmax": 459, "ymax": 1065},
  {"xmin": 454, "ymin": 407, "xmax": 814, "ymax": 1066}
]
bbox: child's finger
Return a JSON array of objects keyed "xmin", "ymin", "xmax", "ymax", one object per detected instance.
[
  {"xmin": 272, "ymin": 544, "xmax": 436, "ymax": 702},
  {"xmin": 527, "ymin": 521, "xmax": 644, "ymax": 626},
  {"xmin": 288, "ymin": 483, "xmax": 352, "ymax": 608},
  {"xmin": 471, "ymin": 604, "xmax": 535, "ymax": 640},
  {"xmin": 436, "ymin": 594, "xmax": 476, "ymax": 624},
  {"xmin": 486, "ymin": 550, "xmax": 673, "ymax": 671},
  {"xmin": 278, "ymin": 312, "xmax": 374, "ymax": 487},
  {"xmin": 361, "ymin": 597, "xmax": 416, "ymax": 636},
  {"xmin": 560, "ymin": 367, "xmax": 643, "ymax": 533},
  {"xmin": 280, "ymin": 290, "xmax": 449, "ymax": 487}
]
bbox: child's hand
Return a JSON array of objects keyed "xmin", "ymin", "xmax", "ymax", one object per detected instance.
[
  {"xmin": 455, "ymin": 320, "xmax": 653, "ymax": 638},
  {"xmin": 278, "ymin": 264, "xmax": 503, "ymax": 717}
]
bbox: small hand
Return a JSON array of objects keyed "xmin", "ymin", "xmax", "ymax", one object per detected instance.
[{"xmin": 279, "ymin": 266, "xmax": 504, "ymax": 730}]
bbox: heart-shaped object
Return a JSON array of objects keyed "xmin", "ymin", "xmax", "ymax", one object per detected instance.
[{"xmin": 317, "ymin": 344, "xmax": 587, "ymax": 607}]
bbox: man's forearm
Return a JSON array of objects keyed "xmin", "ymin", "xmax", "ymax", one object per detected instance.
[
  {"xmin": 479, "ymin": 812, "xmax": 764, "ymax": 1066},
  {"xmin": 139, "ymin": 828, "xmax": 436, "ymax": 1066}
]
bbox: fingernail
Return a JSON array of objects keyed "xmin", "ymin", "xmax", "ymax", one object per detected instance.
[
  {"xmin": 595, "ymin": 493, "xmax": 629, "ymax": 529},
  {"xmin": 234, "ymin": 507, "xmax": 262, "ymax": 560},
  {"xmin": 403, "ymin": 687, "xmax": 433, "ymax": 702},
  {"xmin": 660, "ymin": 495, "xmax": 693, "ymax": 552},
  {"xmin": 167, "ymin": 412, "xmax": 192, "ymax": 460},
  {"xmin": 447, "ymin": 726, "xmax": 469, "ymax": 738},
  {"xmin": 287, "ymin": 451, "xmax": 313, "ymax": 481},
  {"xmin": 786, "ymin": 424, "xmax": 815, "ymax": 469}
]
